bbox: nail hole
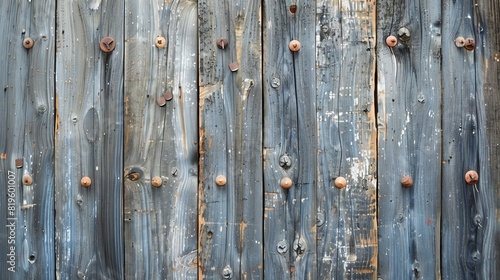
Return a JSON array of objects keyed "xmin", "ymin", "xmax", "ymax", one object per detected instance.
[
  {"xmin": 207, "ymin": 231, "xmax": 213, "ymax": 239},
  {"xmin": 28, "ymin": 254, "xmax": 36, "ymax": 263}
]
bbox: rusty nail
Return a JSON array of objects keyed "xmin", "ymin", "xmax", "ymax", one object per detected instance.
[
  {"xmin": 455, "ymin": 37, "xmax": 465, "ymax": 48},
  {"xmin": 155, "ymin": 36, "xmax": 166, "ymax": 48},
  {"xmin": 464, "ymin": 38, "xmax": 475, "ymax": 51},
  {"xmin": 217, "ymin": 38, "xmax": 228, "ymax": 49},
  {"xmin": 289, "ymin": 4, "xmax": 297, "ymax": 14},
  {"xmin": 157, "ymin": 96, "xmax": 166, "ymax": 107},
  {"xmin": 99, "ymin": 36, "xmax": 115, "ymax": 53},
  {"xmin": 164, "ymin": 91, "xmax": 173, "ymax": 101},
  {"xmin": 465, "ymin": 170, "xmax": 479, "ymax": 185},
  {"xmin": 216, "ymin": 175, "xmax": 227, "ymax": 186},
  {"xmin": 386, "ymin": 35, "xmax": 398, "ymax": 47},
  {"xmin": 15, "ymin": 159, "xmax": 23, "ymax": 168},
  {"xmin": 229, "ymin": 62, "xmax": 239, "ymax": 72},
  {"xmin": 280, "ymin": 177, "xmax": 293, "ymax": 189},
  {"xmin": 81, "ymin": 176, "xmax": 91, "ymax": 188},
  {"xmin": 401, "ymin": 175, "xmax": 413, "ymax": 188},
  {"xmin": 334, "ymin": 176, "xmax": 347, "ymax": 189},
  {"xmin": 23, "ymin": 38, "xmax": 34, "ymax": 49},
  {"xmin": 22, "ymin": 174, "xmax": 33, "ymax": 186},
  {"xmin": 151, "ymin": 176, "xmax": 163, "ymax": 188},
  {"xmin": 289, "ymin": 40, "xmax": 301, "ymax": 52}
]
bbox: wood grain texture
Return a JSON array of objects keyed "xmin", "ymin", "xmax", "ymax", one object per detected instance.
[
  {"xmin": 441, "ymin": 0, "xmax": 498, "ymax": 278},
  {"xmin": 198, "ymin": 0, "xmax": 263, "ymax": 278},
  {"xmin": 124, "ymin": 0, "xmax": 198, "ymax": 278},
  {"xmin": 263, "ymin": 1, "xmax": 317, "ymax": 278},
  {"xmin": 377, "ymin": 0, "xmax": 442, "ymax": 279},
  {"xmin": 316, "ymin": 1, "xmax": 377, "ymax": 279},
  {"xmin": 0, "ymin": 0, "xmax": 55, "ymax": 279},
  {"xmin": 55, "ymin": 0, "xmax": 124, "ymax": 278}
]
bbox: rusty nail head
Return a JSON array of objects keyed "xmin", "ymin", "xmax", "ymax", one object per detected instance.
[
  {"xmin": 290, "ymin": 5, "xmax": 297, "ymax": 14},
  {"xmin": 15, "ymin": 158, "xmax": 23, "ymax": 168},
  {"xmin": 23, "ymin": 38, "xmax": 34, "ymax": 49},
  {"xmin": 217, "ymin": 38, "xmax": 228, "ymax": 49},
  {"xmin": 465, "ymin": 170, "xmax": 479, "ymax": 185},
  {"xmin": 81, "ymin": 176, "xmax": 91, "ymax": 188},
  {"xmin": 99, "ymin": 36, "xmax": 115, "ymax": 53},
  {"xmin": 155, "ymin": 36, "xmax": 166, "ymax": 48},
  {"xmin": 401, "ymin": 175, "xmax": 413, "ymax": 188},
  {"xmin": 164, "ymin": 91, "xmax": 173, "ymax": 101},
  {"xmin": 151, "ymin": 176, "xmax": 163, "ymax": 188},
  {"xmin": 157, "ymin": 96, "xmax": 166, "ymax": 107},
  {"xmin": 464, "ymin": 38, "xmax": 475, "ymax": 51},
  {"xmin": 22, "ymin": 174, "xmax": 33, "ymax": 186},
  {"xmin": 229, "ymin": 62, "xmax": 239, "ymax": 72},
  {"xmin": 455, "ymin": 37, "xmax": 465, "ymax": 48},
  {"xmin": 386, "ymin": 35, "xmax": 398, "ymax": 47},
  {"xmin": 334, "ymin": 176, "xmax": 347, "ymax": 189},
  {"xmin": 280, "ymin": 177, "xmax": 293, "ymax": 189},
  {"xmin": 289, "ymin": 40, "xmax": 301, "ymax": 52},
  {"xmin": 216, "ymin": 175, "xmax": 227, "ymax": 186}
]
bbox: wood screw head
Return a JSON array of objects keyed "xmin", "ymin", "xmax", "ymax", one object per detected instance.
[
  {"xmin": 23, "ymin": 38, "xmax": 34, "ymax": 49},
  {"xmin": 464, "ymin": 38, "xmax": 476, "ymax": 51},
  {"xmin": 465, "ymin": 170, "xmax": 479, "ymax": 185},
  {"xmin": 229, "ymin": 62, "xmax": 239, "ymax": 72},
  {"xmin": 401, "ymin": 175, "xmax": 413, "ymax": 188},
  {"xmin": 81, "ymin": 176, "xmax": 91, "ymax": 188},
  {"xmin": 217, "ymin": 38, "xmax": 228, "ymax": 49},
  {"xmin": 289, "ymin": 40, "xmax": 301, "ymax": 52},
  {"xmin": 280, "ymin": 177, "xmax": 293, "ymax": 189},
  {"xmin": 216, "ymin": 175, "xmax": 227, "ymax": 186},
  {"xmin": 151, "ymin": 176, "xmax": 163, "ymax": 188},
  {"xmin": 99, "ymin": 36, "xmax": 115, "ymax": 53},
  {"xmin": 386, "ymin": 35, "xmax": 398, "ymax": 47},
  {"xmin": 155, "ymin": 36, "xmax": 166, "ymax": 48},
  {"xmin": 455, "ymin": 37, "xmax": 465, "ymax": 48},
  {"xmin": 334, "ymin": 176, "xmax": 347, "ymax": 189},
  {"xmin": 22, "ymin": 174, "xmax": 33, "ymax": 186}
]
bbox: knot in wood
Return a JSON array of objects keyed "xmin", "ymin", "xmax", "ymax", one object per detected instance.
[
  {"xmin": 277, "ymin": 240, "xmax": 288, "ymax": 254},
  {"xmin": 400, "ymin": 175, "xmax": 413, "ymax": 188},
  {"xmin": 465, "ymin": 170, "xmax": 479, "ymax": 185},
  {"xmin": 397, "ymin": 27, "xmax": 411, "ymax": 41},
  {"xmin": 279, "ymin": 154, "xmax": 292, "ymax": 168},
  {"xmin": 222, "ymin": 265, "xmax": 233, "ymax": 279}
]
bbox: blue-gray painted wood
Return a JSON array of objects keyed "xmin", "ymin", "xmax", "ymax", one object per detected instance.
[
  {"xmin": 377, "ymin": 0, "xmax": 442, "ymax": 279},
  {"xmin": 123, "ymin": 0, "xmax": 198, "ymax": 279},
  {"xmin": 316, "ymin": 1, "xmax": 377, "ymax": 279},
  {"xmin": 55, "ymin": 0, "xmax": 124, "ymax": 278},
  {"xmin": 441, "ymin": 0, "xmax": 498, "ymax": 278},
  {"xmin": 0, "ymin": 0, "xmax": 55, "ymax": 279}
]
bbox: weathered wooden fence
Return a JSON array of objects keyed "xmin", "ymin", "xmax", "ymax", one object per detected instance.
[{"xmin": 1, "ymin": 0, "xmax": 499, "ymax": 279}]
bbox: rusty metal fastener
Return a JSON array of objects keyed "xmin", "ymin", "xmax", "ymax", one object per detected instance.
[
  {"xmin": 155, "ymin": 36, "xmax": 166, "ymax": 48},
  {"xmin": 455, "ymin": 37, "xmax": 465, "ymax": 48},
  {"xmin": 386, "ymin": 35, "xmax": 398, "ymax": 47},
  {"xmin": 23, "ymin": 174, "xmax": 33, "ymax": 186},
  {"xmin": 164, "ymin": 91, "xmax": 173, "ymax": 101},
  {"xmin": 464, "ymin": 38, "xmax": 475, "ymax": 51},
  {"xmin": 289, "ymin": 40, "xmax": 301, "ymax": 52},
  {"xmin": 280, "ymin": 177, "xmax": 292, "ymax": 189},
  {"xmin": 334, "ymin": 176, "xmax": 347, "ymax": 189},
  {"xmin": 465, "ymin": 170, "xmax": 479, "ymax": 185},
  {"xmin": 99, "ymin": 36, "xmax": 115, "ymax": 53},
  {"xmin": 81, "ymin": 176, "xmax": 91, "ymax": 188},
  {"xmin": 229, "ymin": 62, "xmax": 239, "ymax": 72},
  {"xmin": 289, "ymin": 5, "xmax": 297, "ymax": 14},
  {"xmin": 401, "ymin": 175, "xmax": 413, "ymax": 188},
  {"xmin": 15, "ymin": 158, "xmax": 23, "ymax": 168},
  {"xmin": 216, "ymin": 175, "xmax": 227, "ymax": 186},
  {"xmin": 151, "ymin": 176, "xmax": 162, "ymax": 188},
  {"xmin": 23, "ymin": 38, "xmax": 34, "ymax": 49},
  {"xmin": 157, "ymin": 96, "xmax": 166, "ymax": 107},
  {"xmin": 217, "ymin": 38, "xmax": 228, "ymax": 49}
]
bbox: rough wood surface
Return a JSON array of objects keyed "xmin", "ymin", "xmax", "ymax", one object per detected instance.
[
  {"xmin": 263, "ymin": 1, "xmax": 317, "ymax": 278},
  {"xmin": 316, "ymin": 1, "xmax": 377, "ymax": 279},
  {"xmin": 0, "ymin": 0, "xmax": 55, "ymax": 279},
  {"xmin": 441, "ymin": 0, "xmax": 498, "ymax": 278},
  {"xmin": 55, "ymin": 0, "xmax": 124, "ymax": 278},
  {"xmin": 198, "ymin": 0, "xmax": 263, "ymax": 278},
  {"xmin": 377, "ymin": 0, "xmax": 442, "ymax": 279},
  {"xmin": 123, "ymin": 0, "xmax": 198, "ymax": 278}
]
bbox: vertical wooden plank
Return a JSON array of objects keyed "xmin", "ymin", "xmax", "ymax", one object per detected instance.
[
  {"xmin": 198, "ymin": 0, "xmax": 263, "ymax": 278},
  {"xmin": 124, "ymin": 0, "xmax": 198, "ymax": 278},
  {"xmin": 377, "ymin": 0, "xmax": 442, "ymax": 279},
  {"xmin": 0, "ymin": 0, "xmax": 55, "ymax": 279},
  {"xmin": 263, "ymin": 1, "xmax": 317, "ymax": 278},
  {"xmin": 55, "ymin": 0, "xmax": 124, "ymax": 278},
  {"xmin": 441, "ymin": 0, "xmax": 498, "ymax": 278},
  {"xmin": 316, "ymin": 1, "xmax": 377, "ymax": 279}
]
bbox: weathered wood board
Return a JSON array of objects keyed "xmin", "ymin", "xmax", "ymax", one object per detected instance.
[
  {"xmin": 55, "ymin": 0, "xmax": 124, "ymax": 278},
  {"xmin": 316, "ymin": 1, "xmax": 377, "ymax": 279},
  {"xmin": 0, "ymin": 0, "xmax": 56, "ymax": 279},
  {"xmin": 441, "ymin": 0, "xmax": 499, "ymax": 278},
  {"xmin": 123, "ymin": 0, "xmax": 198, "ymax": 278},
  {"xmin": 198, "ymin": 0, "xmax": 263, "ymax": 278},
  {"xmin": 377, "ymin": 0, "xmax": 442, "ymax": 279}
]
